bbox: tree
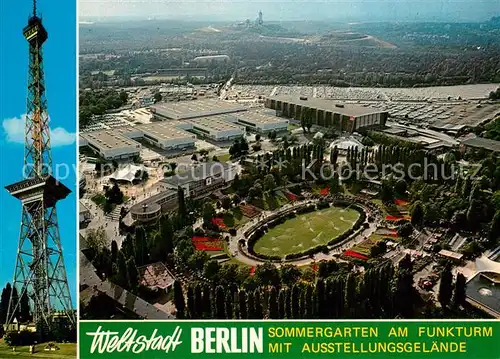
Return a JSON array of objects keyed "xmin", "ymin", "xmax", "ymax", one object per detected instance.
[
  {"xmin": 264, "ymin": 174, "xmax": 277, "ymax": 192},
  {"xmin": 268, "ymin": 287, "xmax": 279, "ymax": 319},
  {"xmin": 316, "ymin": 279, "xmax": 326, "ymax": 318},
  {"xmin": 268, "ymin": 130, "xmax": 277, "ymax": 141},
  {"xmin": 438, "ymin": 265, "xmax": 453, "ymax": 309},
  {"xmin": 380, "ymin": 181, "xmax": 395, "ymax": 203},
  {"xmin": 395, "ymin": 179, "xmax": 407, "ymax": 197},
  {"xmin": 255, "ymin": 134, "xmax": 261, "ymax": 142},
  {"xmin": 225, "ymin": 291, "xmax": 234, "ymax": 319},
  {"xmin": 126, "ymin": 257, "xmax": 139, "ymax": 289},
  {"xmin": 291, "ymin": 285, "xmax": 300, "ymax": 319},
  {"xmin": 160, "ymin": 216, "xmax": 174, "ymax": 255},
  {"xmin": 177, "ymin": 187, "xmax": 187, "ymax": 220},
  {"xmin": 174, "ymin": 281, "xmax": 186, "ymax": 319},
  {"xmin": 254, "ymin": 290, "xmax": 263, "ymax": 319},
  {"xmin": 194, "ymin": 285, "xmax": 203, "ymax": 319},
  {"xmin": 278, "ymin": 290, "xmax": 286, "ymax": 319},
  {"xmin": 221, "ymin": 196, "xmax": 232, "ymax": 211},
  {"xmin": 488, "ymin": 211, "xmax": 500, "ymax": 244},
  {"xmin": 279, "ymin": 265, "xmax": 301, "ymax": 287},
  {"xmin": 115, "ymin": 250, "xmax": 128, "ymax": 287},
  {"xmin": 202, "ymin": 285, "xmax": 212, "ymax": 318},
  {"xmin": 85, "ymin": 228, "xmax": 107, "ymax": 260},
  {"xmin": 105, "ymin": 183, "xmax": 124, "ymax": 205},
  {"xmin": 202, "ymin": 202, "xmax": 216, "ymax": 225},
  {"xmin": 247, "ymin": 291, "xmax": 256, "ymax": 319},
  {"xmin": 411, "ymin": 201, "xmax": 424, "ymax": 226},
  {"xmin": 215, "ymin": 286, "xmax": 226, "ymax": 319},
  {"xmin": 398, "ymin": 222, "xmax": 414, "ymax": 238},
  {"xmin": 0, "ymin": 283, "xmax": 12, "ymax": 324},
  {"xmin": 329, "ymin": 173, "xmax": 342, "ymax": 194},
  {"xmin": 255, "ymin": 262, "xmax": 280, "ymax": 287},
  {"xmin": 204, "ymin": 260, "xmax": 221, "ymax": 281},
  {"xmin": 153, "ymin": 92, "xmax": 162, "ymax": 103},
  {"xmin": 187, "ymin": 286, "xmax": 196, "ymax": 319},
  {"xmin": 453, "ymin": 273, "xmax": 467, "ymax": 308},
  {"xmin": 239, "ymin": 290, "xmax": 248, "ymax": 319},
  {"xmin": 191, "ymin": 153, "xmax": 198, "ymax": 161},
  {"xmin": 111, "ymin": 240, "xmax": 118, "ymax": 263},
  {"xmin": 119, "ymin": 90, "xmax": 128, "ymax": 104}
]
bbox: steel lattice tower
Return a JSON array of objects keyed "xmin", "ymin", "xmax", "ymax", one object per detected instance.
[{"xmin": 4, "ymin": 0, "xmax": 75, "ymax": 336}]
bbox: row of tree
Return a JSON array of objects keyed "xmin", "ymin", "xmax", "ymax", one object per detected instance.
[{"xmin": 174, "ymin": 255, "xmax": 469, "ymax": 319}]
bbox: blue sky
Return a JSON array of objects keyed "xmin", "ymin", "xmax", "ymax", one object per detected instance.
[{"xmin": 0, "ymin": 0, "xmax": 77, "ymax": 303}]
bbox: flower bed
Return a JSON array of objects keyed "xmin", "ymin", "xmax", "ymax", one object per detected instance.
[
  {"xmin": 320, "ymin": 186, "xmax": 329, "ymax": 195},
  {"xmin": 285, "ymin": 192, "xmax": 298, "ymax": 201},
  {"xmin": 385, "ymin": 215, "xmax": 411, "ymax": 221},
  {"xmin": 192, "ymin": 236, "xmax": 223, "ymax": 251},
  {"xmin": 212, "ymin": 217, "xmax": 229, "ymax": 230},
  {"xmin": 343, "ymin": 249, "xmax": 369, "ymax": 261},
  {"xmin": 240, "ymin": 204, "xmax": 260, "ymax": 218},
  {"xmin": 193, "ymin": 242, "xmax": 223, "ymax": 251},
  {"xmin": 395, "ymin": 199, "xmax": 408, "ymax": 206}
]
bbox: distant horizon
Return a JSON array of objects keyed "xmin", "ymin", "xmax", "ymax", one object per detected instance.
[
  {"xmin": 78, "ymin": 0, "xmax": 500, "ymax": 23},
  {"xmin": 78, "ymin": 16, "xmax": 498, "ymax": 24}
]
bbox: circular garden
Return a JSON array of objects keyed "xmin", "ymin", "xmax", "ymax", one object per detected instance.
[{"xmin": 245, "ymin": 199, "xmax": 368, "ymax": 261}]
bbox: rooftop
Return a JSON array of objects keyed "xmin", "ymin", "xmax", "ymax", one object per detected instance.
[
  {"xmin": 81, "ymin": 130, "xmax": 139, "ymax": 150},
  {"xmin": 130, "ymin": 189, "xmax": 177, "ymax": 215},
  {"xmin": 162, "ymin": 162, "xmax": 231, "ymax": 187},
  {"xmin": 137, "ymin": 262, "xmax": 176, "ymax": 290},
  {"xmin": 151, "ymin": 99, "xmax": 247, "ymax": 120},
  {"xmin": 235, "ymin": 111, "xmax": 289, "ymax": 125},
  {"xmin": 267, "ymin": 95, "xmax": 386, "ymax": 117},
  {"xmin": 466, "ymin": 271, "xmax": 500, "ymax": 318},
  {"xmin": 137, "ymin": 122, "xmax": 196, "ymax": 142},
  {"xmin": 80, "ymin": 251, "xmax": 173, "ymax": 319},
  {"xmin": 461, "ymin": 137, "xmax": 500, "ymax": 152},
  {"xmin": 438, "ymin": 249, "xmax": 463, "ymax": 260},
  {"xmin": 188, "ymin": 115, "xmax": 244, "ymax": 133}
]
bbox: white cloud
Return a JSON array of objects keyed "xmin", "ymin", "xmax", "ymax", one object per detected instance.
[{"xmin": 2, "ymin": 114, "xmax": 75, "ymax": 147}]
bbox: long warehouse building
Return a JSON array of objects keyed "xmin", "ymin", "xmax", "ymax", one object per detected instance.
[
  {"xmin": 150, "ymin": 99, "xmax": 247, "ymax": 120},
  {"xmin": 265, "ymin": 95, "xmax": 388, "ymax": 132}
]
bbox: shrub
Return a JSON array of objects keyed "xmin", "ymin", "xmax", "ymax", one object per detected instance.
[{"xmin": 4, "ymin": 330, "xmax": 36, "ymax": 346}]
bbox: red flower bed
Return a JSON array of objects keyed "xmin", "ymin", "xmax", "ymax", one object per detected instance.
[
  {"xmin": 192, "ymin": 236, "xmax": 223, "ymax": 251},
  {"xmin": 320, "ymin": 187, "xmax": 329, "ymax": 195},
  {"xmin": 312, "ymin": 263, "xmax": 319, "ymax": 272},
  {"xmin": 249, "ymin": 266, "xmax": 256, "ymax": 276},
  {"xmin": 211, "ymin": 217, "xmax": 229, "ymax": 230},
  {"xmin": 192, "ymin": 236, "xmax": 212, "ymax": 242},
  {"xmin": 285, "ymin": 192, "xmax": 298, "ymax": 201},
  {"xmin": 194, "ymin": 242, "xmax": 223, "ymax": 251},
  {"xmin": 395, "ymin": 199, "xmax": 408, "ymax": 206},
  {"xmin": 386, "ymin": 232, "xmax": 400, "ymax": 238},
  {"xmin": 343, "ymin": 249, "xmax": 369, "ymax": 261},
  {"xmin": 240, "ymin": 204, "xmax": 260, "ymax": 218},
  {"xmin": 385, "ymin": 215, "xmax": 411, "ymax": 221}
]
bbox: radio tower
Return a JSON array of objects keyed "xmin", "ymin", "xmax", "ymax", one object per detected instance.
[{"xmin": 4, "ymin": 0, "xmax": 75, "ymax": 337}]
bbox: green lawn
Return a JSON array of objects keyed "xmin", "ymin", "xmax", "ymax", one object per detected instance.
[
  {"xmin": 216, "ymin": 153, "xmax": 231, "ymax": 162},
  {"xmin": 0, "ymin": 342, "xmax": 76, "ymax": 358},
  {"xmin": 253, "ymin": 206, "xmax": 360, "ymax": 257},
  {"xmin": 222, "ymin": 207, "xmax": 251, "ymax": 228},
  {"xmin": 91, "ymin": 194, "xmax": 106, "ymax": 206}
]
